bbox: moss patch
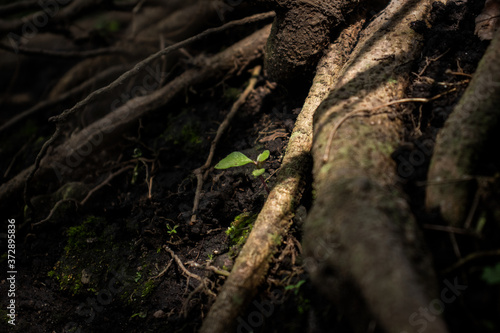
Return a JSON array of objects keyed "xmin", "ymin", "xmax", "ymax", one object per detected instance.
[
  {"xmin": 226, "ymin": 212, "xmax": 258, "ymax": 257},
  {"xmin": 48, "ymin": 215, "xmax": 159, "ymax": 309}
]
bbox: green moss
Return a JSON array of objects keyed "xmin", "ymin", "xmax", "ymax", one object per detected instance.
[
  {"xmin": 47, "ymin": 214, "xmax": 162, "ymax": 315},
  {"xmin": 226, "ymin": 212, "xmax": 258, "ymax": 257},
  {"xmin": 0, "ymin": 308, "xmax": 8, "ymax": 325},
  {"xmin": 130, "ymin": 311, "xmax": 147, "ymax": 320},
  {"xmin": 49, "ymin": 260, "xmax": 82, "ymax": 295},
  {"xmin": 48, "ymin": 216, "xmax": 125, "ymax": 295},
  {"xmin": 156, "ymin": 110, "xmax": 204, "ymax": 153},
  {"xmin": 56, "ymin": 182, "xmax": 88, "ymax": 201},
  {"xmin": 141, "ymin": 281, "xmax": 156, "ymax": 297},
  {"xmin": 64, "ymin": 216, "xmax": 105, "ymax": 254},
  {"xmin": 95, "ymin": 18, "xmax": 121, "ymax": 35},
  {"xmin": 181, "ymin": 124, "xmax": 202, "ymax": 145},
  {"xmin": 223, "ymin": 86, "xmax": 241, "ymax": 103},
  {"xmin": 296, "ymin": 294, "xmax": 311, "ymax": 315},
  {"xmin": 271, "ymin": 233, "xmax": 282, "ymax": 246}
]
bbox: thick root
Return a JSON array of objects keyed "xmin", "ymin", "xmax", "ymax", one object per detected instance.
[
  {"xmin": 304, "ymin": 1, "xmax": 449, "ymax": 332},
  {"xmin": 426, "ymin": 30, "xmax": 500, "ymax": 226}
]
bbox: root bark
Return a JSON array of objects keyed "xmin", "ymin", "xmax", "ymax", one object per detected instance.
[
  {"xmin": 0, "ymin": 24, "xmax": 272, "ymax": 208},
  {"xmin": 426, "ymin": 30, "xmax": 500, "ymax": 226},
  {"xmin": 303, "ymin": 1, "xmax": 449, "ymax": 332},
  {"xmin": 200, "ymin": 19, "xmax": 364, "ymax": 333}
]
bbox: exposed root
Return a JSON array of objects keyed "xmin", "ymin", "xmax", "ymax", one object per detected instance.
[
  {"xmin": 443, "ymin": 249, "xmax": 500, "ymax": 274},
  {"xmin": 30, "ymin": 199, "xmax": 78, "ymax": 228},
  {"xmin": 322, "ymin": 91, "xmax": 458, "ymax": 163},
  {"xmin": 200, "ymin": 18, "xmax": 364, "ymax": 333},
  {"xmin": 0, "ymin": 24, "xmax": 272, "ymax": 210},
  {"xmin": 163, "ymin": 245, "xmax": 216, "ymax": 317},
  {"xmin": 80, "ymin": 165, "xmax": 135, "ymax": 206},
  {"xmin": 305, "ymin": 1, "xmax": 451, "ymax": 332},
  {"xmin": 426, "ymin": 29, "xmax": 500, "ymax": 226}
]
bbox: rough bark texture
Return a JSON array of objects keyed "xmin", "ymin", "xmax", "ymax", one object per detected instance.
[
  {"xmin": 303, "ymin": 1, "xmax": 449, "ymax": 333},
  {"xmin": 261, "ymin": 0, "xmax": 386, "ymax": 84},
  {"xmin": 199, "ymin": 20, "xmax": 364, "ymax": 333},
  {"xmin": 263, "ymin": 0, "xmax": 339, "ymax": 84},
  {"xmin": 426, "ymin": 29, "xmax": 500, "ymax": 227}
]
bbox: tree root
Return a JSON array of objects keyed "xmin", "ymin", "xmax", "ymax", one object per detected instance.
[
  {"xmin": 163, "ymin": 245, "xmax": 216, "ymax": 318},
  {"xmin": 426, "ymin": 29, "xmax": 500, "ymax": 227},
  {"xmin": 199, "ymin": 19, "xmax": 364, "ymax": 333},
  {"xmin": 304, "ymin": 1, "xmax": 450, "ymax": 332},
  {"xmin": 0, "ymin": 23, "xmax": 273, "ymax": 211}
]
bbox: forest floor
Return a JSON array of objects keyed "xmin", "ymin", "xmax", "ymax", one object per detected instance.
[{"xmin": 0, "ymin": 1, "xmax": 499, "ymax": 333}]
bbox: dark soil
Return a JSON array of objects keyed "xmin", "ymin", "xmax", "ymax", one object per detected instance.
[{"xmin": 0, "ymin": 1, "xmax": 499, "ymax": 333}]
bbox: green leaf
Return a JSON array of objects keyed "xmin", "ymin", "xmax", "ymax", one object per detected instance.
[
  {"xmin": 132, "ymin": 148, "xmax": 142, "ymax": 158},
  {"xmin": 482, "ymin": 263, "xmax": 500, "ymax": 285},
  {"xmin": 285, "ymin": 279, "xmax": 306, "ymax": 295},
  {"xmin": 215, "ymin": 152, "xmax": 253, "ymax": 169},
  {"xmin": 252, "ymin": 168, "xmax": 265, "ymax": 177},
  {"xmin": 256, "ymin": 150, "xmax": 270, "ymax": 163},
  {"xmin": 130, "ymin": 312, "xmax": 147, "ymax": 319}
]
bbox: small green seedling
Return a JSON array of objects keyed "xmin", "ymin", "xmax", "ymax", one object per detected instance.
[
  {"xmin": 130, "ymin": 311, "xmax": 147, "ymax": 319},
  {"xmin": 166, "ymin": 224, "xmax": 178, "ymax": 235},
  {"xmin": 215, "ymin": 150, "xmax": 270, "ymax": 193},
  {"xmin": 131, "ymin": 148, "xmax": 143, "ymax": 185},
  {"xmin": 285, "ymin": 279, "xmax": 306, "ymax": 295},
  {"xmin": 482, "ymin": 263, "xmax": 500, "ymax": 285}
]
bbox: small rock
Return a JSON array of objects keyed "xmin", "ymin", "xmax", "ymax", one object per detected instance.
[
  {"xmin": 81, "ymin": 269, "xmax": 91, "ymax": 284},
  {"xmin": 153, "ymin": 310, "xmax": 165, "ymax": 318}
]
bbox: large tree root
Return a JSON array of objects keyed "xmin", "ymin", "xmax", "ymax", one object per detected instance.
[
  {"xmin": 199, "ymin": 20, "xmax": 364, "ymax": 333},
  {"xmin": 425, "ymin": 30, "xmax": 500, "ymax": 227},
  {"xmin": 0, "ymin": 23, "xmax": 272, "ymax": 211},
  {"xmin": 303, "ymin": 1, "xmax": 449, "ymax": 333}
]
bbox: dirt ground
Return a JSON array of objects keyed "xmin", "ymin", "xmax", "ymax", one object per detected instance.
[{"xmin": 0, "ymin": 1, "xmax": 499, "ymax": 332}]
